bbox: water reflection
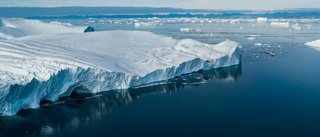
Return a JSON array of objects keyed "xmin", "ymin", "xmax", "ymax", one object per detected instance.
[{"xmin": 0, "ymin": 65, "xmax": 241, "ymax": 137}]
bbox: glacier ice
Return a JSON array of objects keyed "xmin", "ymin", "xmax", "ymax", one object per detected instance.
[{"xmin": 0, "ymin": 18, "xmax": 242, "ymax": 116}]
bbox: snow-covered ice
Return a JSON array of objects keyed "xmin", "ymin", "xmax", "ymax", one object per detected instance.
[
  {"xmin": 0, "ymin": 18, "xmax": 242, "ymax": 116},
  {"xmin": 230, "ymin": 19, "xmax": 240, "ymax": 24},
  {"xmin": 305, "ymin": 39, "xmax": 320, "ymax": 51},
  {"xmin": 270, "ymin": 22, "xmax": 290, "ymax": 28},
  {"xmin": 257, "ymin": 17, "xmax": 267, "ymax": 23},
  {"xmin": 291, "ymin": 23, "xmax": 302, "ymax": 30},
  {"xmin": 247, "ymin": 37, "xmax": 255, "ymax": 40},
  {"xmin": 180, "ymin": 28, "xmax": 193, "ymax": 32},
  {"xmin": 134, "ymin": 22, "xmax": 156, "ymax": 27}
]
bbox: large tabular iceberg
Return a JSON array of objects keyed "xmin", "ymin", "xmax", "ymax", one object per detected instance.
[{"xmin": 0, "ymin": 18, "xmax": 242, "ymax": 116}]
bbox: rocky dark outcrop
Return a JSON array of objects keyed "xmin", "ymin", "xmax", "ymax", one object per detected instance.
[{"xmin": 84, "ymin": 26, "xmax": 94, "ymax": 33}]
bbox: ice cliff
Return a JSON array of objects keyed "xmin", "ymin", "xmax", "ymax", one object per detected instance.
[{"xmin": 0, "ymin": 18, "xmax": 242, "ymax": 116}]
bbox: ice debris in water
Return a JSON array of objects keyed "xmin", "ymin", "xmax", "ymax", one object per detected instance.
[
  {"xmin": 257, "ymin": 17, "xmax": 267, "ymax": 23},
  {"xmin": 180, "ymin": 28, "xmax": 193, "ymax": 32},
  {"xmin": 291, "ymin": 23, "xmax": 302, "ymax": 30},
  {"xmin": 270, "ymin": 22, "xmax": 290, "ymax": 28}
]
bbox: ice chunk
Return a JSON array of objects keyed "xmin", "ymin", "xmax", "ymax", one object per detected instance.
[
  {"xmin": 270, "ymin": 22, "xmax": 290, "ymax": 28},
  {"xmin": 180, "ymin": 28, "xmax": 193, "ymax": 32},
  {"xmin": 230, "ymin": 19, "xmax": 240, "ymax": 24},
  {"xmin": 305, "ymin": 39, "xmax": 320, "ymax": 51},
  {"xmin": 134, "ymin": 22, "xmax": 156, "ymax": 27},
  {"xmin": 291, "ymin": 23, "xmax": 302, "ymax": 30},
  {"xmin": 247, "ymin": 37, "xmax": 255, "ymax": 40},
  {"xmin": 257, "ymin": 17, "xmax": 267, "ymax": 23}
]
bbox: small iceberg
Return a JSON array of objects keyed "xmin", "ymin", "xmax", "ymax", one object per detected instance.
[
  {"xmin": 257, "ymin": 17, "xmax": 267, "ymax": 23},
  {"xmin": 305, "ymin": 39, "xmax": 320, "ymax": 51},
  {"xmin": 270, "ymin": 22, "xmax": 290, "ymax": 28},
  {"xmin": 180, "ymin": 28, "xmax": 193, "ymax": 32}
]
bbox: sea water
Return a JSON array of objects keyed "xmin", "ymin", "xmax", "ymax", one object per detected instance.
[{"xmin": 1, "ymin": 18, "xmax": 320, "ymax": 137}]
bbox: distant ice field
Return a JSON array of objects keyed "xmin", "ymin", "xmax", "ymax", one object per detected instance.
[{"xmin": 50, "ymin": 17, "xmax": 320, "ymax": 53}]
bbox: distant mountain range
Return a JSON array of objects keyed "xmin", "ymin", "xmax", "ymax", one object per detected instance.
[{"xmin": 1, "ymin": 7, "xmax": 320, "ymax": 18}]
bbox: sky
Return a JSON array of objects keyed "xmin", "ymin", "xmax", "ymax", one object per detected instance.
[{"xmin": 0, "ymin": 0, "xmax": 319, "ymax": 10}]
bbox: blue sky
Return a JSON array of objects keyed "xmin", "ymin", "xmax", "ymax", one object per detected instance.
[{"xmin": 0, "ymin": 0, "xmax": 319, "ymax": 10}]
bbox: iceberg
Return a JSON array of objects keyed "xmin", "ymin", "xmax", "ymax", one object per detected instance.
[
  {"xmin": 257, "ymin": 17, "xmax": 267, "ymax": 23},
  {"xmin": 229, "ymin": 19, "xmax": 240, "ymax": 24},
  {"xmin": 305, "ymin": 39, "xmax": 320, "ymax": 51},
  {"xmin": 291, "ymin": 23, "xmax": 302, "ymax": 30},
  {"xmin": 0, "ymin": 18, "xmax": 242, "ymax": 116},
  {"xmin": 134, "ymin": 22, "xmax": 156, "ymax": 27},
  {"xmin": 180, "ymin": 28, "xmax": 193, "ymax": 32},
  {"xmin": 270, "ymin": 22, "xmax": 290, "ymax": 28}
]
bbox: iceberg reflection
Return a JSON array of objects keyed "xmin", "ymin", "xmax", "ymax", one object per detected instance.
[{"xmin": 0, "ymin": 65, "xmax": 241, "ymax": 137}]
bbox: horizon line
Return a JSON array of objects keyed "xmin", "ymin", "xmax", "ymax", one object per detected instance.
[{"xmin": 0, "ymin": 6, "xmax": 319, "ymax": 11}]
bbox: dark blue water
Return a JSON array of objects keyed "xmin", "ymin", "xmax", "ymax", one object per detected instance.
[
  {"xmin": 1, "ymin": 46, "xmax": 320, "ymax": 137},
  {"xmin": 1, "ymin": 20, "xmax": 320, "ymax": 137}
]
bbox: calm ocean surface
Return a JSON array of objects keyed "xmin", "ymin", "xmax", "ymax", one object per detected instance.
[{"xmin": 1, "ymin": 19, "xmax": 320, "ymax": 137}]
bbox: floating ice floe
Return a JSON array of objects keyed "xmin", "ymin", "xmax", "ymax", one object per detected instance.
[
  {"xmin": 134, "ymin": 22, "xmax": 156, "ymax": 27},
  {"xmin": 305, "ymin": 39, "xmax": 320, "ymax": 51},
  {"xmin": 270, "ymin": 22, "xmax": 290, "ymax": 28},
  {"xmin": 230, "ymin": 19, "xmax": 240, "ymax": 24},
  {"xmin": 257, "ymin": 17, "xmax": 267, "ymax": 23},
  {"xmin": 291, "ymin": 23, "xmax": 302, "ymax": 30},
  {"xmin": 247, "ymin": 34, "xmax": 260, "ymax": 40},
  {"xmin": 180, "ymin": 28, "xmax": 193, "ymax": 32},
  {"xmin": 247, "ymin": 37, "xmax": 255, "ymax": 40},
  {"xmin": 0, "ymin": 18, "xmax": 242, "ymax": 116}
]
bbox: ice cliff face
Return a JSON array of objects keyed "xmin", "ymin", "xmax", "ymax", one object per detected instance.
[{"xmin": 0, "ymin": 18, "xmax": 242, "ymax": 116}]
